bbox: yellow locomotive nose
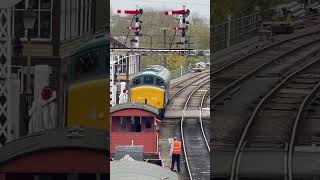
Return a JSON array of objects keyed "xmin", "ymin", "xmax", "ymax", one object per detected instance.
[
  {"xmin": 67, "ymin": 79, "xmax": 108, "ymax": 129},
  {"xmin": 130, "ymin": 86, "xmax": 164, "ymax": 109}
]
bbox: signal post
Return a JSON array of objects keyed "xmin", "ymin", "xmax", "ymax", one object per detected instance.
[
  {"xmin": 117, "ymin": 8, "xmax": 143, "ymax": 48},
  {"xmin": 165, "ymin": 5, "xmax": 190, "ymax": 49}
]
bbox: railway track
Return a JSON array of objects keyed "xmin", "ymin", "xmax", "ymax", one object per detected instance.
[
  {"xmin": 213, "ymin": 15, "xmax": 320, "ymax": 70},
  {"xmin": 229, "ymin": 58, "xmax": 320, "ymax": 180},
  {"xmin": 170, "ymin": 70, "xmax": 210, "ymax": 101},
  {"xmin": 159, "ymin": 72, "xmax": 210, "ymax": 178},
  {"xmin": 212, "ymin": 13, "xmax": 320, "ymax": 180},
  {"xmin": 212, "ymin": 30, "xmax": 320, "ymax": 103},
  {"xmin": 170, "ymin": 70, "xmax": 209, "ymax": 88},
  {"xmin": 181, "ymin": 79, "xmax": 210, "ymax": 180},
  {"xmin": 213, "ymin": 31, "xmax": 320, "ymax": 146}
]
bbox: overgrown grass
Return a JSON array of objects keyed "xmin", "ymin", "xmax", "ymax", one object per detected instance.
[
  {"xmin": 140, "ymin": 55, "xmax": 208, "ymax": 71},
  {"xmin": 213, "ymin": 0, "xmax": 288, "ymax": 24}
]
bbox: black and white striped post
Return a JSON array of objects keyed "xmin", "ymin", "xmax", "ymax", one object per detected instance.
[
  {"xmin": 117, "ymin": 8, "xmax": 143, "ymax": 48},
  {"xmin": 165, "ymin": 5, "xmax": 190, "ymax": 49}
]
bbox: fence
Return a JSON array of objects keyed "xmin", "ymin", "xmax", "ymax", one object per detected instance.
[
  {"xmin": 213, "ymin": 12, "xmax": 261, "ymax": 52},
  {"xmin": 171, "ymin": 65, "xmax": 191, "ymax": 79},
  {"xmin": 112, "ymin": 34, "xmax": 194, "ymax": 49}
]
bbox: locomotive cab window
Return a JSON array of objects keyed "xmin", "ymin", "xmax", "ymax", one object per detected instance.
[
  {"xmin": 143, "ymin": 76, "xmax": 154, "ymax": 85},
  {"xmin": 133, "ymin": 78, "xmax": 141, "ymax": 86},
  {"xmin": 156, "ymin": 78, "xmax": 165, "ymax": 88},
  {"xmin": 69, "ymin": 47, "xmax": 104, "ymax": 84},
  {"xmin": 75, "ymin": 52, "xmax": 97, "ymax": 77}
]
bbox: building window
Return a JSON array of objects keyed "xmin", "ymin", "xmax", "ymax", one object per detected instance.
[
  {"xmin": 14, "ymin": 0, "xmax": 52, "ymax": 40},
  {"xmin": 129, "ymin": 55, "xmax": 139, "ymax": 76},
  {"xmin": 120, "ymin": 117, "xmax": 127, "ymax": 130},
  {"xmin": 82, "ymin": 0, "xmax": 86, "ymax": 35},
  {"xmin": 65, "ymin": 0, "xmax": 71, "ymax": 39},
  {"xmin": 115, "ymin": 56, "xmax": 127, "ymax": 74},
  {"xmin": 144, "ymin": 117, "xmax": 152, "ymax": 129},
  {"xmin": 87, "ymin": 0, "xmax": 92, "ymax": 32},
  {"xmin": 60, "ymin": 0, "xmax": 65, "ymax": 40},
  {"xmin": 131, "ymin": 117, "xmax": 141, "ymax": 132},
  {"xmin": 60, "ymin": 0, "xmax": 93, "ymax": 41}
]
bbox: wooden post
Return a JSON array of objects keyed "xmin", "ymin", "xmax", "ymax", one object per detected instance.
[
  {"xmin": 227, "ymin": 15, "xmax": 231, "ymax": 48},
  {"xmin": 26, "ymin": 55, "xmax": 32, "ymax": 94},
  {"xmin": 163, "ymin": 28, "xmax": 167, "ymax": 68}
]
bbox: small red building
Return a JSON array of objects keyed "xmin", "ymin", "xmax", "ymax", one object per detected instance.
[
  {"xmin": 0, "ymin": 128, "xmax": 108, "ymax": 180},
  {"xmin": 110, "ymin": 102, "xmax": 160, "ymax": 158}
]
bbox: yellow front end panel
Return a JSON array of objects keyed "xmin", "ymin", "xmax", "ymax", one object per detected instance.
[
  {"xmin": 130, "ymin": 86, "xmax": 164, "ymax": 109},
  {"xmin": 67, "ymin": 79, "xmax": 108, "ymax": 129}
]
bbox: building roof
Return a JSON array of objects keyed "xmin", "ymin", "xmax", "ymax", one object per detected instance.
[
  {"xmin": 115, "ymin": 145, "xmax": 144, "ymax": 161},
  {"xmin": 111, "ymin": 36, "xmax": 129, "ymax": 48},
  {"xmin": 111, "ymin": 160, "xmax": 180, "ymax": 180},
  {"xmin": 110, "ymin": 102, "xmax": 159, "ymax": 115},
  {"xmin": 0, "ymin": 128, "xmax": 108, "ymax": 165}
]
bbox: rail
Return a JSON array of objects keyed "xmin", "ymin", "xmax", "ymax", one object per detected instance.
[
  {"xmin": 200, "ymin": 88, "xmax": 210, "ymax": 152},
  {"xmin": 229, "ymin": 58, "xmax": 320, "ymax": 180},
  {"xmin": 169, "ymin": 71, "xmax": 209, "ymax": 100},
  {"xmin": 181, "ymin": 78, "xmax": 210, "ymax": 180},
  {"xmin": 212, "ymin": 30, "xmax": 320, "ymax": 103}
]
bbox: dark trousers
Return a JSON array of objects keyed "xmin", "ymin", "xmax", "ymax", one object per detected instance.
[{"xmin": 171, "ymin": 154, "xmax": 180, "ymax": 172}]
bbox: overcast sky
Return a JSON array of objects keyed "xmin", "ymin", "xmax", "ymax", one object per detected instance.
[{"xmin": 110, "ymin": 0, "xmax": 210, "ymax": 19}]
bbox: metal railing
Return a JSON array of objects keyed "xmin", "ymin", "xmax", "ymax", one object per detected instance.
[
  {"xmin": 171, "ymin": 66, "xmax": 191, "ymax": 79},
  {"xmin": 213, "ymin": 12, "xmax": 261, "ymax": 52}
]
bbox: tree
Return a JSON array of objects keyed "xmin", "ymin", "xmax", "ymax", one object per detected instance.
[
  {"xmin": 110, "ymin": 8, "xmax": 209, "ymax": 49},
  {"xmin": 166, "ymin": 53, "xmax": 186, "ymax": 71},
  {"xmin": 212, "ymin": 0, "xmax": 286, "ymax": 23},
  {"xmin": 189, "ymin": 13, "xmax": 210, "ymax": 49}
]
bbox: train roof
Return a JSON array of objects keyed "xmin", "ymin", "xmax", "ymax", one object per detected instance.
[
  {"xmin": 135, "ymin": 65, "xmax": 170, "ymax": 82},
  {"xmin": 72, "ymin": 32, "xmax": 109, "ymax": 56},
  {"xmin": 111, "ymin": 160, "xmax": 180, "ymax": 180},
  {"xmin": 0, "ymin": 128, "xmax": 108, "ymax": 165},
  {"xmin": 110, "ymin": 102, "xmax": 159, "ymax": 115}
]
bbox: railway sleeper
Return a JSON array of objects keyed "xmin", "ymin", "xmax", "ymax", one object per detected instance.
[
  {"xmin": 245, "ymin": 142, "xmax": 286, "ymax": 148},
  {"xmin": 278, "ymin": 88, "xmax": 312, "ymax": 94},
  {"xmin": 264, "ymin": 105, "xmax": 299, "ymax": 110},
  {"xmin": 270, "ymin": 98, "xmax": 305, "ymax": 104},
  {"xmin": 286, "ymin": 83, "xmax": 319, "ymax": 89}
]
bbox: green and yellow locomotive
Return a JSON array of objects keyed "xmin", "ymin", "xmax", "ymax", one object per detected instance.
[
  {"xmin": 66, "ymin": 33, "xmax": 108, "ymax": 129},
  {"xmin": 130, "ymin": 65, "xmax": 170, "ymax": 117}
]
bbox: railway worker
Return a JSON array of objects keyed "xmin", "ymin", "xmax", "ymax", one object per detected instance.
[{"xmin": 171, "ymin": 137, "xmax": 181, "ymax": 173}]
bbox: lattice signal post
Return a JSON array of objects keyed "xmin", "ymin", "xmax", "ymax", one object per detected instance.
[
  {"xmin": 0, "ymin": 1, "xmax": 12, "ymax": 146},
  {"xmin": 117, "ymin": 9, "xmax": 143, "ymax": 48},
  {"xmin": 165, "ymin": 5, "xmax": 190, "ymax": 49}
]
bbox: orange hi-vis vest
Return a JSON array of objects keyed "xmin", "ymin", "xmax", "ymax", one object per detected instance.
[{"xmin": 172, "ymin": 141, "xmax": 181, "ymax": 154}]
